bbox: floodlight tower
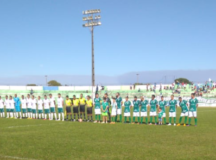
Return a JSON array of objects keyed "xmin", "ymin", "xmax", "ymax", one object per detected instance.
[{"xmin": 82, "ymin": 9, "xmax": 101, "ymax": 96}]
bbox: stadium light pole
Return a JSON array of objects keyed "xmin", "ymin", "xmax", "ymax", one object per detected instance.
[{"xmin": 82, "ymin": 9, "xmax": 101, "ymax": 98}]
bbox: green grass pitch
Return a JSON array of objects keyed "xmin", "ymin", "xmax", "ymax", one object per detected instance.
[{"xmin": 0, "ymin": 107, "xmax": 216, "ymax": 160}]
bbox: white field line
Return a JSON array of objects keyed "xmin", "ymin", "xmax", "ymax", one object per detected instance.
[
  {"xmin": 0, "ymin": 155, "xmax": 40, "ymax": 160},
  {"xmin": 7, "ymin": 123, "xmax": 63, "ymax": 129}
]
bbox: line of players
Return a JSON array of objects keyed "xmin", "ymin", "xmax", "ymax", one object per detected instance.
[{"xmin": 0, "ymin": 92, "xmax": 198, "ymax": 126}]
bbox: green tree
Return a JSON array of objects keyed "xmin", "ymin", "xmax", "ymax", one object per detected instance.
[
  {"xmin": 48, "ymin": 80, "xmax": 62, "ymax": 86},
  {"xmin": 26, "ymin": 84, "xmax": 37, "ymax": 86},
  {"xmin": 175, "ymin": 78, "xmax": 192, "ymax": 84}
]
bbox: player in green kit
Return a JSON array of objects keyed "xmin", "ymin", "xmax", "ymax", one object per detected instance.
[
  {"xmin": 140, "ymin": 96, "xmax": 148, "ymax": 124},
  {"xmin": 158, "ymin": 96, "xmax": 167, "ymax": 125},
  {"xmin": 132, "ymin": 96, "xmax": 140, "ymax": 124},
  {"xmin": 149, "ymin": 95, "xmax": 158, "ymax": 125},
  {"xmin": 94, "ymin": 93, "xmax": 101, "ymax": 123},
  {"xmin": 177, "ymin": 97, "xmax": 189, "ymax": 126},
  {"xmin": 188, "ymin": 93, "xmax": 198, "ymax": 126},
  {"xmin": 116, "ymin": 93, "xmax": 122, "ymax": 123},
  {"xmin": 167, "ymin": 95, "xmax": 177, "ymax": 126},
  {"xmin": 123, "ymin": 96, "xmax": 132, "ymax": 123},
  {"xmin": 101, "ymin": 97, "xmax": 109, "ymax": 123}
]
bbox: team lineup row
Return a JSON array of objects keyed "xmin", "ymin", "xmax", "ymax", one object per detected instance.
[{"xmin": 0, "ymin": 93, "xmax": 198, "ymax": 126}]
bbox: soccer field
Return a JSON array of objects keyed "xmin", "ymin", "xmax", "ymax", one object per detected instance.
[{"xmin": 0, "ymin": 108, "xmax": 216, "ymax": 160}]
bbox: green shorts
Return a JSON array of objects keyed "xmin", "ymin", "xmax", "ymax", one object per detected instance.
[
  {"xmin": 102, "ymin": 112, "xmax": 108, "ymax": 116},
  {"xmin": 6, "ymin": 109, "xmax": 10, "ymax": 112},
  {"xmin": 44, "ymin": 109, "xmax": 50, "ymax": 114},
  {"xmin": 27, "ymin": 108, "xmax": 32, "ymax": 112},
  {"xmin": 10, "ymin": 109, "xmax": 14, "ymax": 112},
  {"xmin": 22, "ymin": 109, "xmax": 27, "ymax": 113},
  {"xmin": 38, "ymin": 110, "xmax": 43, "ymax": 114},
  {"xmin": 58, "ymin": 108, "xmax": 63, "ymax": 113},
  {"xmin": 32, "ymin": 109, "xmax": 36, "ymax": 114},
  {"xmin": 50, "ymin": 107, "xmax": 55, "ymax": 113},
  {"xmin": 0, "ymin": 108, "xmax": 4, "ymax": 113}
]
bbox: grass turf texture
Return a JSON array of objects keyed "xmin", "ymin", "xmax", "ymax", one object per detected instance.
[{"xmin": 0, "ymin": 107, "xmax": 216, "ymax": 160}]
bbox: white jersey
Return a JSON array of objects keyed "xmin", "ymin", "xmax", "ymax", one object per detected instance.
[
  {"xmin": 21, "ymin": 98, "xmax": 27, "ymax": 109},
  {"xmin": 49, "ymin": 97, "xmax": 55, "ymax": 107},
  {"xmin": 0, "ymin": 99, "xmax": 4, "ymax": 108},
  {"xmin": 31, "ymin": 99, "xmax": 37, "ymax": 109},
  {"xmin": 9, "ymin": 99, "xmax": 15, "ymax": 109},
  {"xmin": 57, "ymin": 97, "xmax": 63, "ymax": 108},
  {"xmin": 37, "ymin": 99, "xmax": 43, "ymax": 110},
  {"xmin": 43, "ymin": 99, "xmax": 50, "ymax": 109},
  {"xmin": 26, "ymin": 98, "xmax": 31, "ymax": 108},
  {"xmin": 4, "ymin": 99, "xmax": 10, "ymax": 108}
]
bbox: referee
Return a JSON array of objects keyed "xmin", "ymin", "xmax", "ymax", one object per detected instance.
[
  {"xmin": 72, "ymin": 95, "xmax": 80, "ymax": 122},
  {"xmin": 104, "ymin": 93, "xmax": 111, "ymax": 122},
  {"xmin": 65, "ymin": 96, "xmax": 72, "ymax": 121},
  {"xmin": 79, "ymin": 94, "xmax": 86, "ymax": 121}
]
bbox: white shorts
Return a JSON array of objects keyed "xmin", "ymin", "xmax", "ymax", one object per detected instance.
[
  {"xmin": 111, "ymin": 110, "xmax": 117, "ymax": 116},
  {"xmin": 133, "ymin": 112, "xmax": 139, "ymax": 117},
  {"xmin": 189, "ymin": 111, "xmax": 197, "ymax": 117},
  {"xmin": 124, "ymin": 112, "xmax": 130, "ymax": 117},
  {"xmin": 140, "ymin": 112, "xmax": 147, "ymax": 117},
  {"xmin": 150, "ymin": 112, "xmax": 157, "ymax": 116},
  {"xmin": 169, "ymin": 112, "xmax": 176, "ymax": 117},
  {"xmin": 95, "ymin": 109, "xmax": 101, "ymax": 115},
  {"xmin": 180, "ymin": 112, "xmax": 188, "ymax": 117},
  {"xmin": 162, "ymin": 113, "xmax": 166, "ymax": 118},
  {"xmin": 117, "ymin": 109, "xmax": 122, "ymax": 115}
]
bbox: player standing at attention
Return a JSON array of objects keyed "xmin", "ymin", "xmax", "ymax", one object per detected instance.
[
  {"xmin": 101, "ymin": 97, "xmax": 109, "ymax": 123},
  {"xmin": 140, "ymin": 96, "xmax": 148, "ymax": 124},
  {"xmin": 26, "ymin": 94, "xmax": 32, "ymax": 119},
  {"xmin": 111, "ymin": 97, "xmax": 117, "ymax": 124},
  {"xmin": 149, "ymin": 95, "xmax": 158, "ymax": 125},
  {"xmin": 72, "ymin": 95, "xmax": 80, "ymax": 122},
  {"xmin": 0, "ymin": 96, "xmax": 5, "ymax": 118},
  {"xmin": 188, "ymin": 93, "xmax": 198, "ymax": 126},
  {"xmin": 31, "ymin": 95, "xmax": 37, "ymax": 119},
  {"xmin": 123, "ymin": 96, "xmax": 132, "ymax": 123},
  {"xmin": 116, "ymin": 93, "xmax": 122, "ymax": 122},
  {"xmin": 5, "ymin": 95, "xmax": 10, "ymax": 118},
  {"xmin": 37, "ymin": 96, "xmax": 44, "ymax": 119},
  {"xmin": 177, "ymin": 97, "xmax": 188, "ymax": 126},
  {"xmin": 86, "ymin": 95, "xmax": 93, "ymax": 122},
  {"xmin": 43, "ymin": 95, "xmax": 50, "ymax": 120},
  {"xmin": 159, "ymin": 96, "xmax": 167, "ymax": 125},
  {"xmin": 21, "ymin": 95, "xmax": 27, "ymax": 118},
  {"xmin": 104, "ymin": 93, "xmax": 111, "ymax": 122},
  {"xmin": 14, "ymin": 94, "xmax": 21, "ymax": 119},
  {"xmin": 167, "ymin": 95, "xmax": 177, "ymax": 126},
  {"xmin": 93, "ymin": 93, "xmax": 101, "ymax": 123},
  {"xmin": 132, "ymin": 96, "xmax": 140, "ymax": 124},
  {"xmin": 65, "ymin": 96, "xmax": 72, "ymax": 121},
  {"xmin": 79, "ymin": 94, "xmax": 86, "ymax": 121},
  {"xmin": 49, "ymin": 94, "xmax": 57, "ymax": 121},
  {"xmin": 9, "ymin": 96, "xmax": 15, "ymax": 118},
  {"xmin": 57, "ymin": 93, "xmax": 64, "ymax": 121}
]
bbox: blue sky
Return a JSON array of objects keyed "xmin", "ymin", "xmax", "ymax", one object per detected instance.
[{"xmin": 0, "ymin": 0, "xmax": 215, "ymax": 81}]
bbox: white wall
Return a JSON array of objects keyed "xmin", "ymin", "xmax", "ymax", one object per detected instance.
[
  {"xmin": 59, "ymin": 86, "xmax": 74, "ymax": 91},
  {"xmin": 0, "ymin": 86, "xmax": 10, "ymax": 90},
  {"xmin": 26, "ymin": 86, "xmax": 43, "ymax": 90},
  {"xmin": 106, "ymin": 86, "xmax": 121, "ymax": 90}
]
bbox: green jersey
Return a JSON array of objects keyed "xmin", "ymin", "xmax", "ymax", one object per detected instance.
[
  {"xmin": 133, "ymin": 100, "xmax": 140, "ymax": 112},
  {"xmin": 189, "ymin": 98, "xmax": 198, "ymax": 111},
  {"xmin": 102, "ymin": 101, "xmax": 108, "ymax": 113},
  {"xmin": 179, "ymin": 100, "xmax": 188, "ymax": 113},
  {"xmin": 169, "ymin": 100, "xmax": 177, "ymax": 112},
  {"xmin": 140, "ymin": 100, "xmax": 148, "ymax": 112},
  {"xmin": 124, "ymin": 101, "xmax": 131, "ymax": 113},
  {"xmin": 94, "ymin": 98, "xmax": 101, "ymax": 109},
  {"xmin": 150, "ymin": 99, "xmax": 158, "ymax": 112},
  {"xmin": 159, "ymin": 100, "xmax": 167, "ymax": 112},
  {"xmin": 116, "ymin": 96, "xmax": 122, "ymax": 109},
  {"xmin": 158, "ymin": 111, "xmax": 164, "ymax": 118}
]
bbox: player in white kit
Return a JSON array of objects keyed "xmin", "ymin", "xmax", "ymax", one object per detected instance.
[
  {"xmin": 43, "ymin": 95, "xmax": 50, "ymax": 120},
  {"xmin": 57, "ymin": 93, "xmax": 64, "ymax": 121},
  {"xmin": 49, "ymin": 94, "xmax": 57, "ymax": 120},
  {"xmin": 5, "ymin": 95, "xmax": 10, "ymax": 118},
  {"xmin": 37, "ymin": 96, "xmax": 44, "ymax": 119},
  {"xmin": 0, "ymin": 96, "xmax": 5, "ymax": 118},
  {"xmin": 26, "ymin": 94, "xmax": 32, "ymax": 119},
  {"xmin": 9, "ymin": 96, "xmax": 15, "ymax": 118},
  {"xmin": 21, "ymin": 95, "xmax": 27, "ymax": 118},
  {"xmin": 31, "ymin": 95, "xmax": 37, "ymax": 119}
]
